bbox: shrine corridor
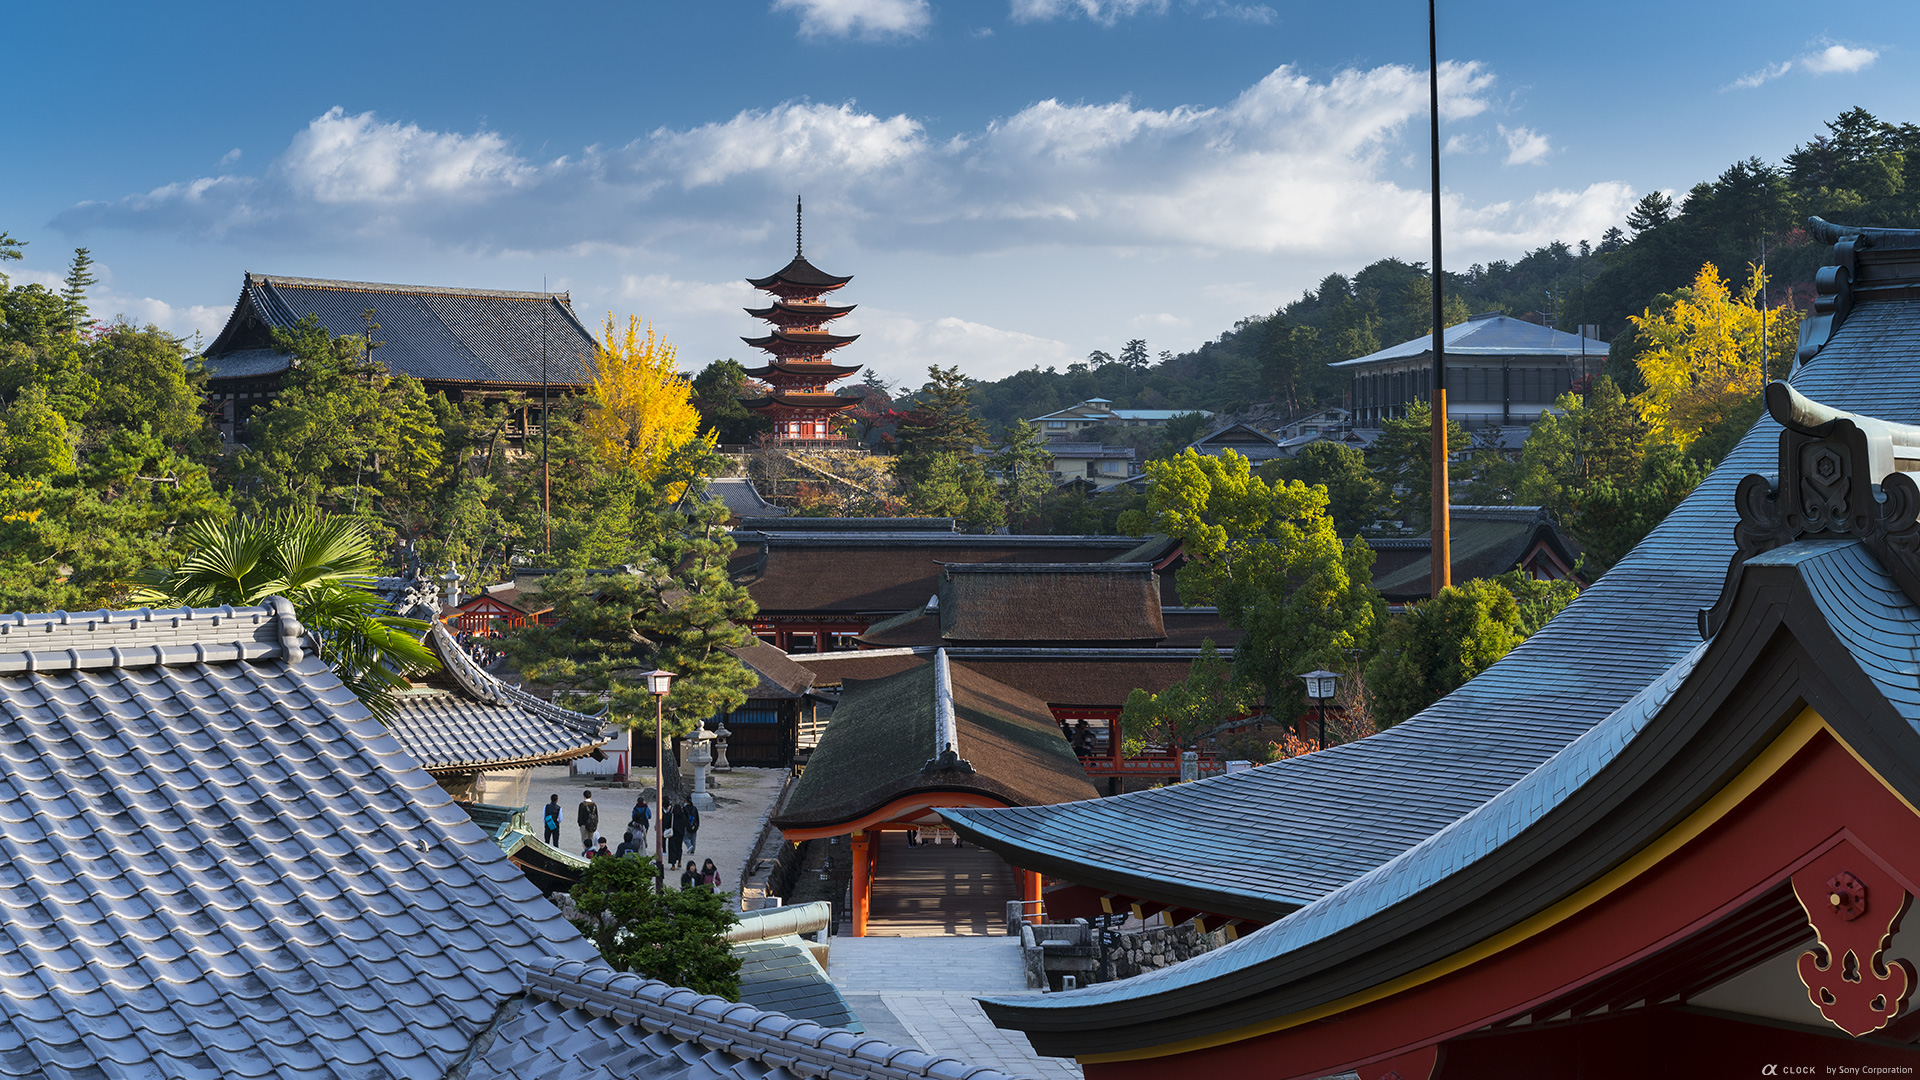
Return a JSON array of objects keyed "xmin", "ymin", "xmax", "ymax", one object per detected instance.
[{"xmin": 864, "ymin": 831, "xmax": 1016, "ymax": 936}]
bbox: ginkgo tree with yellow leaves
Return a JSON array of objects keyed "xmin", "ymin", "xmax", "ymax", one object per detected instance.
[
  {"xmin": 1629, "ymin": 263, "xmax": 1801, "ymax": 452},
  {"xmin": 585, "ymin": 315, "xmax": 711, "ymax": 482}
]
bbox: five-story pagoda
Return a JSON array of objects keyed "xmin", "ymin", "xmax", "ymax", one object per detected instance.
[{"xmin": 740, "ymin": 198, "xmax": 864, "ymax": 442}]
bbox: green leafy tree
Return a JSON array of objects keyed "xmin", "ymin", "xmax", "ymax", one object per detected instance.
[
  {"xmin": 0, "ymin": 427, "xmax": 229, "ymax": 612},
  {"xmin": 908, "ymin": 452, "xmax": 1006, "ymax": 530},
  {"xmin": 894, "ymin": 365, "xmax": 987, "ymax": 485},
  {"xmin": 1120, "ymin": 448, "xmax": 1382, "ymax": 718},
  {"xmin": 1119, "ymin": 339, "xmax": 1150, "ymax": 370},
  {"xmin": 690, "ymin": 359, "xmax": 770, "ymax": 444},
  {"xmin": 60, "ymin": 248, "xmax": 97, "ymax": 329},
  {"xmin": 86, "ymin": 323, "xmax": 209, "ymax": 448},
  {"xmin": 1117, "ymin": 640, "xmax": 1253, "ymax": 756},
  {"xmin": 568, "ymin": 855, "xmax": 741, "ymax": 998},
  {"xmin": 1568, "ymin": 442, "xmax": 1707, "ymax": 578},
  {"xmin": 1262, "ymin": 441, "xmax": 1383, "ymax": 535},
  {"xmin": 130, "ymin": 512, "xmax": 438, "ymax": 720},
  {"xmin": 992, "ymin": 419, "xmax": 1054, "ymax": 528},
  {"xmin": 1366, "ymin": 571, "xmax": 1578, "ymax": 725},
  {"xmin": 0, "ymin": 385, "xmax": 76, "ymax": 477},
  {"xmin": 508, "ymin": 490, "xmax": 758, "ymax": 739},
  {"xmin": 1367, "ymin": 401, "xmax": 1469, "ymax": 531}
]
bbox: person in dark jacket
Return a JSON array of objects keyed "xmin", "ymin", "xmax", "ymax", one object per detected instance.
[
  {"xmin": 593, "ymin": 837, "xmax": 614, "ymax": 859},
  {"xmin": 683, "ymin": 800, "xmax": 700, "ymax": 855},
  {"xmin": 630, "ymin": 798, "xmax": 651, "ymax": 846},
  {"xmin": 665, "ymin": 801, "xmax": 683, "ymax": 867},
  {"xmin": 615, "ymin": 830, "xmax": 643, "ymax": 856},
  {"xmin": 576, "ymin": 790, "xmax": 599, "ymax": 850},
  {"xmin": 699, "ymin": 858, "xmax": 722, "ymax": 890},
  {"xmin": 679, "ymin": 861, "xmax": 700, "ymax": 890},
  {"xmin": 542, "ymin": 795, "xmax": 563, "ymax": 845}
]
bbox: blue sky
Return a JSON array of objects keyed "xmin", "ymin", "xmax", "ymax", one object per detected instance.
[{"xmin": 4, "ymin": 1, "xmax": 1913, "ymax": 385}]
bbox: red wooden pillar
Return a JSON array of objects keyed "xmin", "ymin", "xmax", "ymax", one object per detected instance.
[
  {"xmin": 850, "ymin": 831, "xmax": 872, "ymax": 936},
  {"xmin": 1022, "ymin": 869, "xmax": 1044, "ymax": 924}
]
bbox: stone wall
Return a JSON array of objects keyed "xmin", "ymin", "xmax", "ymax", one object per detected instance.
[{"xmin": 1108, "ymin": 922, "xmax": 1229, "ymax": 980}]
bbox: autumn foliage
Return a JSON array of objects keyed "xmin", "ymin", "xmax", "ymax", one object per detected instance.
[
  {"xmin": 1629, "ymin": 263, "xmax": 1801, "ymax": 451},
  {"xmin": 586, "ymin": 315, "xmax": 709, "ymax": 482}
]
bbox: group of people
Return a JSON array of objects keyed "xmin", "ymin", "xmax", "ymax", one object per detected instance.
[
  {"xmin": 1060, "ymin": 718, "xmax": 1096, "ymax": 760},
  {"xmin": 542, "ymin": 790, "xmax": 718, "ymax": 889},
  {"xmin": 453, "ymin": 626, "xmax": 507, "ymax": 669}
]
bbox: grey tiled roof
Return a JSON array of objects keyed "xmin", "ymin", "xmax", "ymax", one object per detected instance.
[
  {"xmin": 387, "ymin": 688, "xmax": 612, "ymax": 773},
  {"xmin": 382, "ymin": 620, "xmax": 612, "ymax": 774},
  {"xmin": 1329, "ymin": 313, "xmax": 1609, "ymax": 367},
  {"xmin": 204, "ymin": 273, "xmax": 598, "ymax": 386},
  {"xmin": 0, "ymin": 601, "xmax": 601, "ymax": 1079},
  {"xmin": 734, "ymin": 939, "xmax": 864, "ymax": 1032},
  {"xmin": 982, "ymin": 539, "xmax": 1920, "ymax": 1022},
  {"xmin": 944, "ymin": 284, "xmax": 1920, "ymax": 920},
  {"xmin": 470, "ymin": 958, "xmax": 1018, "ymax": 1080}
]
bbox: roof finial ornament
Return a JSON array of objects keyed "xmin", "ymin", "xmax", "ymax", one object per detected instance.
[{"xmin": 796, "ymin": 194, "xmax": 804, "ymax": 258}]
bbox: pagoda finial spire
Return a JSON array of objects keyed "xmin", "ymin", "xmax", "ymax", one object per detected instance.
[{"xmin": 796, "ymin": 194, "xmax": 804, "ymax": 257}]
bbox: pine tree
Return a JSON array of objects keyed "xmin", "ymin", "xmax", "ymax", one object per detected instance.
[
  {"xmin": 61, "ymin": 248, "xmax": 96, "ymax": 328},
  {"xmin": 894, "ymin": 365, "xmax": 986, "ymax": 485}
]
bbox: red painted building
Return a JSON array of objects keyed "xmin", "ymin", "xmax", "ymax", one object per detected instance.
[{"xmin": 739, "ymin": 198, "xmax": 863, "ymax": 442}]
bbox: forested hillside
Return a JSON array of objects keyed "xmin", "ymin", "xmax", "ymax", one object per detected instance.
[{"xmin": 961, "ymin": 107, "xmax": 1920, "ymax": 434}]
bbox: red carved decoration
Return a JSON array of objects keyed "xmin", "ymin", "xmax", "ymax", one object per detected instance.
[{"xmin": 1790, "ymin": 840, "xmax": 1916, "ymax": 1036}]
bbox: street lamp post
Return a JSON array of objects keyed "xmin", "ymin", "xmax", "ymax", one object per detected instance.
[
  {"xmin": 1300, "ymin": 669, "xmax": 1341, "ymax": 751},
  {"xmin": 641, "ymin": 668, "xmax": 675, "ymax": 889}
]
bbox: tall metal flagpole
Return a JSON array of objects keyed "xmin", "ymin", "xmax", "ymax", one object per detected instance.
[{"xmin": 1428, "ymin": 0, "xmax": 1451, "ymax": 597}]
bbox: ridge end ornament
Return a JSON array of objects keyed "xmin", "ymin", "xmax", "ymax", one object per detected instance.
[{"xmin": 1791, "ymin": 843, "xmax": 1915, "ymax": 1037}]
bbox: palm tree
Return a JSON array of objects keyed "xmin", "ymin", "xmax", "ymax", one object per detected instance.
[{"xmin": 131, "ymin": 512, "xmax": 438, "ymax": 720}]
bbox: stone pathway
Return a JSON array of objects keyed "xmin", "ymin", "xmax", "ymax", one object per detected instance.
[
  {"xmin": 487, "ymin": 764, "xmax": 788, "ymax": 900},
  {"xmin": 829, "ymin": 936, "xmax": 1081, "ymax": 1080}
]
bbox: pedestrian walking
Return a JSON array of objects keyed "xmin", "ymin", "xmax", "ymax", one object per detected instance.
[
  {"xmin": 616, "ymin": 830, "xmax": 644, "ymax": 856},
  {"xmin": 541, "ymin": 795, "xmax": 562, "ymax": 845},
  {"xmin": 593, "ymin": 837, "xmax": 613, "ymax": 859},
  {"xmin": 699, "ymin": 858, "xmax": 722, "ymax": 890},
  {"xmin": 630, "ymin": 798, "xmax": 651, "ymax": 846},
  {"xmin": 679, "ymin": 861, "xmax": 700, "ymax": 890},
  {"xmin": 665, "ymin": 801, "xmax": 684, "ymax": 867},
  {"xmin": 683, "ymin": 799, "xmax": 700, "ymax": 855},
  {"xmin": 576, "ymin": 790, "xmax": 599, "ymax": 850}
]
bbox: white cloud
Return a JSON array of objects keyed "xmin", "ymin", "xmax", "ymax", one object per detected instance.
[
  {"xmin": 58, "ymin": 59, "xmax": 1618, "ymax": 312},
  {"xmin": 1801, "ymin": 43, "xmax": 1877, "ymax": 74},
  {"xmin": 773, "ymin": 0, "xmax": 932, "ymax": 39},
  {"xmin": 1724, "ymin": 61, "xmax": 1792, "ymax": 90},
  {"xmin": 1443, "ymin": 132, "xmax": 1483, "ymax": 155},
  {"xmin": 1011, "ymin": 0, "xmax": 1168, "ymax": 23},
  {"xmin": 1197, "ymin": 2, "xmax": 1275, "ymax": 22},
  {"xmin": 1723, "ymin": 42, "xmax": 1876, "ymax": 91},
  {"xmin": 1499, "ymin": 124, "xmax": 1550, "ymax": 166},
  {"xmin": 219, "ymin": 148, "xmax": 243, "ymax": 166},
  {"xmin": 7, "ymin": 261, "xmax": 229, "ymax": 342}
]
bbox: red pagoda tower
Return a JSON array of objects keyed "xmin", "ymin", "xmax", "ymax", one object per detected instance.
[{"xmin": 740, "ymin": 198, "xmax": 864, "ymax": 442}]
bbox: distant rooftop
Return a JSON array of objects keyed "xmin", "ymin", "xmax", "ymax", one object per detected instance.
[{"xmin": 1330, "ymin": 312, "xmax": 1609, "ymax": 367}]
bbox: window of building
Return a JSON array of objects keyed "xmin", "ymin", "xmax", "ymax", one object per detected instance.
[
  {"xmin": 1048, "ymin": 420, "xmax": 1067, "ymax": 429},
  {"xmin": 827, "ymin": 632, "xmax": 860, "ymax": 652},
  {"xmin": 784, "ymin": 632, "xmax": 819, "ymax": 654}
]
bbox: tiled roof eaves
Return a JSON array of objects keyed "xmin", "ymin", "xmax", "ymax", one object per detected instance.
[
  {"xmin": 428, "ymin": 621, "xmax": 608, "ymax": 739},
  {"xmin": 247, "ymin": 272, "xmax": 572, "ymax": 302},
  {"xmin": 513, "ymin": 958, "xmax": 1022, "ymax": 1080}
]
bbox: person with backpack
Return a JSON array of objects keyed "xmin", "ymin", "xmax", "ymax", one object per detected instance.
[
  {"xmin": 541, "ymin": 795, "xmax": 562, "ymax": 845},
  {"xmin": 630, "ymin": 798, "xmax": 651, "ymax": 847},
  {"xmin": 683, "ymin": 800, "xmax": 700, "ymax": 855},
  {"xmin": 576, "ymin": 790, "xmax": 599, "ymax": 850}
]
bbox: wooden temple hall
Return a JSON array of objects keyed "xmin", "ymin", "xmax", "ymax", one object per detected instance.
[
  {"xmin": 932, "ymin": 219, "xmax": 1920, "ymax": 1077},
  {"xmin": 771, "ymin": 650, "xmax": 1097, "ymax": 936}
]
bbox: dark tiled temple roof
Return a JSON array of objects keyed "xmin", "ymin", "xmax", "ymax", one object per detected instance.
[
  {"xmin": 738, "ymin": 535, "xmax": 1144, "ymax": 615},
  {"xmin": 1159, "ymin": 608, "xmax": 1244, "ymax": 648},
  {"xmin": 728, "ymin": 639, "xmax": 817, "ymax": 699},
  {"xmin": 774, "ymin": 652, "xmax": 1097, "ymax": 830},
  {"xmin": 856, "ymin": 609, "xmax": 944, "ymax": 647},
  {"xmin": 0, "ymin": 601, "xmax": 602, "ymax": 1079},
  {"xmin": 708, "ymin": 477, "xmax": 787, "ymax": 520},
  {"xmin": 948, "ymin": 652, "xmax": 1205, "ymax": 710},
  {"xmin": 943, "ymin": 226, "xmax": 1920, "ymax": 927},
  {"xmin": 202, "ymin": 273, "xmax": 597, "ymax": 387},
  {"xmin": 938, "ymin": 563, "xmax": 1165, "ymax": 645},
  {"xmin": 470, "ymin": 958, "xmax": 1019, "ymax": 1080},
  {"xmin": 733, "ymin": 939, "xmax": 864, "ymax": 1032},
  {"xmin": 1366, "ymin": 505, "xmax": 1581, "ymax": 601},
  {"xmin": 747, "ymin": 255, "xmax": 853, "ymax": 292}
]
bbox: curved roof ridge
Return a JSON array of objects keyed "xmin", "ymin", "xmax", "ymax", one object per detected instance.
[
  {"xmin": 427, "ymin": 620, "xmax": 608, "ymax": 738},
  {"xmin": 0, "ymin": 600, "xmax": 305, "ymax": 672},
  {"xmin": 246, "ymin": 272, "xmax": 572, "ymax": 302}
]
